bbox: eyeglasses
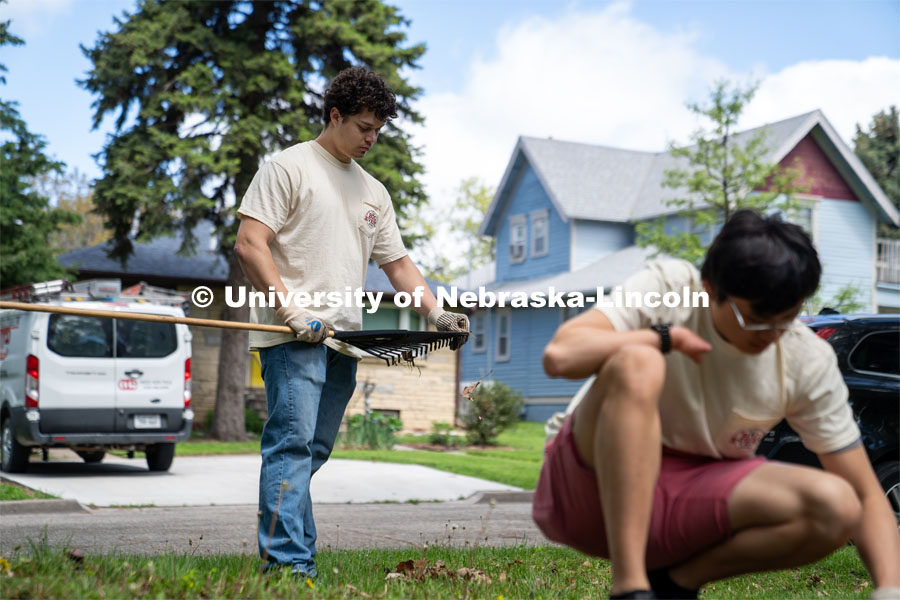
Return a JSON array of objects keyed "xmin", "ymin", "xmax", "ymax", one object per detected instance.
[{"xmin": 728, "ymin": 298, "xmax": 796, "ymax": 331}]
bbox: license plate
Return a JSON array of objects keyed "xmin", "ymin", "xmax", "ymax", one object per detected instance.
[{"xmin": 134, "ymin": 414, "xmax": 161, "ymax": 429}]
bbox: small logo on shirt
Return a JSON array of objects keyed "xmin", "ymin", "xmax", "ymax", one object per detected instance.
[
  {"xmin": 731, "ymin": 429, "xmax": 765, "ymax": 451},
  {"xmin": 364, "ymin": 209, "xmax": 378, "ymax": 230}
]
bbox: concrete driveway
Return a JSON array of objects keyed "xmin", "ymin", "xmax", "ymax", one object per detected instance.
[{"xmin": 1, "ymin": 452, "xmax": 521, "ymax": 507}]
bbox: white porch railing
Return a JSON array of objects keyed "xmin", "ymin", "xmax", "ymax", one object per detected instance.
[{"xmin": 877, "ymin": 238, "xmax": 900, "ymax": 284}]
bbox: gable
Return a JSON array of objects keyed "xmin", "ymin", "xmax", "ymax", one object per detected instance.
[{"xmin": 779, "ymin": 133, "xmax": 859, "ymax": 202}]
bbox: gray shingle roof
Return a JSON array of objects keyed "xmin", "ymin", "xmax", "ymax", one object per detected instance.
[
  {"xmin": 59, "ymin": 221, "xmax": 230, "ymax": 283},
  {"xmin": 60, "ymin": 220, "xmax": 447, "ymax": 294},
  {"xmin": 486, "ymin": 245, "xmax": 660, "ymax": 294},
  {"xmin": 483, "ymin": 109, "xmax": 899, "ymax": 231}
]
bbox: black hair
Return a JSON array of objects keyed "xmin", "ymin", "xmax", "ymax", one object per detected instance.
[
  {"xmin": 700, "ymin": 209, "xmax": 821, "ymax": 317},
  {"xmin": 322, "ymin": 67, "xmax": 398, "ymax": 124}
]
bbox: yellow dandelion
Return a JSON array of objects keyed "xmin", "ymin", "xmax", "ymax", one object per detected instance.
[{"xmin": 306, "ymin": 577, "xmax": 315, "ymax": 589}]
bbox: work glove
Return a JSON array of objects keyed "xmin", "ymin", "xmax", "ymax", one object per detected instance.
[
  {"xmin": 276, "ymin": 304, "xmax": 330, "ymax": 344},
  {"xmin": 427, "ymin": 307, "xmax": 469, "ymax": 333}
]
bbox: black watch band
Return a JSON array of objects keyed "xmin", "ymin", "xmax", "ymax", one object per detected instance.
[{"xmin": 650, "ymin": 323, "xmax": 672, "ymax": 354}]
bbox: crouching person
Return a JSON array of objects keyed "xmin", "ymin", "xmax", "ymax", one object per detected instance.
[{"xmin": 533, "ymin": 210, "xmax": 900, "ymax": 599}]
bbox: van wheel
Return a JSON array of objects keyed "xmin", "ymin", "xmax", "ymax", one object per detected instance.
[
  {"xmin": 875, "ymin": 460, "xmax": 900, "ymax": 533},
  {"xmin": 146, "ymin": 443, "xmax": 175, "ymax": 472},
  {"xmin": 76, "ymin": 451, "xmax": 105, "ymax": 464},
  {"xmin": 1, "ymin": 416, "xmax": 29, "ymax": 473}
]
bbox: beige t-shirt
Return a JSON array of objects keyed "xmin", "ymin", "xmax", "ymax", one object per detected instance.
[
  {"xmin": 574, "ymin": 259, "xmax": 859, "ymax": 459},
  {"xmin": 237, "ymin": 140, "xmax": 407, "ymax": 350}
]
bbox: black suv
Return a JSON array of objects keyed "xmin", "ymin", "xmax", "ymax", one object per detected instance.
[{"xmin": 757, "ymin": 314, "xmax": 899, "ymax": 526}]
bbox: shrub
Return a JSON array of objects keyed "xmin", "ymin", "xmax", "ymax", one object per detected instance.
[
  {"xmin": 340, "ymin": 411, "xmax": 403, "ymax": 450},
  {"xmin": 428, "ymin": 421, "xmax": 463, "ymax": 449},
  {"xmin": 244, "ymin": 407, "xmax": 266, "ymax": 436},
  {"xmin": 460, "ymin": 381, "xmax": 524, "ymax": 446}
]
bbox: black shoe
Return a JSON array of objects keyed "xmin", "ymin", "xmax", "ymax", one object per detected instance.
[
  {"xmin": 647, "ymin": 568, "xmax": 699, "ymax": 599},
  {"xmin": 610, "ymin": 591, "xmax": 656, "ymax": 599}
]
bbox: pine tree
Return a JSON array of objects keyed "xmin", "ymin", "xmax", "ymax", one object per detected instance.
[
  {"xmin": 81, "ymin": 0, "xmax": 426, "ymax": 439},
  {"xmin": 0, "ymin": 14, "xmax": 80, "ymax": 289}
]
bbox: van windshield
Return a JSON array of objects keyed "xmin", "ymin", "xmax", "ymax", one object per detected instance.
[{"xmin": 47, "ymin": 315, "xmax": 178, "ymax": 358}]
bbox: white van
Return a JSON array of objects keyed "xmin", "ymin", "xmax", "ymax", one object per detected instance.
[{"xmin": 0, "ymin": 287, "xmax": 194, "ymax": 473}]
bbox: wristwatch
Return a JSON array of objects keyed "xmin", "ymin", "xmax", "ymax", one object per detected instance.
[{"xmin": 650, "ymin": 323, "xmax": 672, "ymax": 354}]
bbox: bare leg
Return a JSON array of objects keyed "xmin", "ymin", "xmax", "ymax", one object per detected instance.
[
  {"xmin": 572, "ymin": 345, "xmax": 666, "ymax": 595},
  {"xmin": 669, "ymin": 462, "xmax": 862, "ymax": 589}
]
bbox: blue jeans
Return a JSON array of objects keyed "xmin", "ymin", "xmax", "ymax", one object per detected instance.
[{"xmin": 257, "ymin": 341, "xmax": 357, "ymax": 574}]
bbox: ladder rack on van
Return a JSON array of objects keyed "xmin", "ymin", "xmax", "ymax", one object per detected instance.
[{"xmin": 0, "ymin": 279, "xmax": 187, "ymax": 307}]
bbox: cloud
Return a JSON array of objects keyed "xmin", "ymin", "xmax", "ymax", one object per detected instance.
[
  {"xmin": 4, "ymin": 0, "xmax": 75, "ymax": 38},
  {"xmin": 409, "ymin": 2, "xmax": 899, "ymax": 220},
  {"xmin": 744, "ymin": 57, "xmax": 900, "ymax": 145},
  {"xmin": 409, "ymin": 2, "xmax": 732, "ymax": 208}
]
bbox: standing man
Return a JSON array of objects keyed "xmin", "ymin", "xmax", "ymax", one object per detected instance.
[
  {"xmin": 534, "ymin": 210, "xmax": 900, "ymax": 599},
  {"xmin": 234, "ymin": 67, "xmax": 467, "ymax": 577}
]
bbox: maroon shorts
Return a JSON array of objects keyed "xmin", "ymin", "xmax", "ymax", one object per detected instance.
[{"xmin": 532, "ymin": 415, "xmax": 766, "ymax": 569}]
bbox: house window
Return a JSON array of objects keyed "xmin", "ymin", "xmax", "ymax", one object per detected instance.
[
  {"xmin": 509, "ymin": 215, "xmax": 526, "ymax": 264},
  {"xmin": 496, "ymin": 309, "xmax": 511, "ymax": 362},
  {"xmin": 786, "ymin": 201, "xmax": 815, "ymax": 238},
  {"xmin": 471, "ymin": 312, "xmax": 486, "ymax": 353},
  {"xmin": 531, "ymin": 210, "xmax": 549, "ymax": 258}
]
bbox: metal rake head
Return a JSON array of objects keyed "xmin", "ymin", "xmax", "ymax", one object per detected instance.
[{"xmin": 331, "ymin": 330, "xmax": 469, "ymax": 366}]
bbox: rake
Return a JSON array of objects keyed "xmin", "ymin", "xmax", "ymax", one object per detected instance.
[{"xmin": 0, "ymin": 301, "xmax": 468, "ymax": 366}]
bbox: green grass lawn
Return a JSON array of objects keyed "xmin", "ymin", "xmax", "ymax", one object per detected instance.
[
  {"xmin": 0, "ymin": 481, "xmax": 56, "ymax": 501},
  {"xmin": 177, "ymin": 422, "xmax": 546, "ymax": 489},
  {"xmin": 1, "ymin": 544, "xmax": 872, "ymax": 599}
]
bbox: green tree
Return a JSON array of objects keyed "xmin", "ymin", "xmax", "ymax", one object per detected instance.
[
  {"xmin": 636, "ymin": 81, "xmax": 807, "ymax": 264},
  {"xmin": 0, "ymin": 14, "xmax": 80, "ymax": 289},
  {"xmin": 81, "ymin": 0, "xmax": 426, "ymax": 439},
  {"xmin": 853, "ymin": 106, "xmax": 899, "ymax": 238},
  {"xmin": 416, "ymin": 177, "xmax": 495, "ymax": 282},
  {"xmin": 32, "ymin": 170, "xmax": 112, "ymax": 253}
]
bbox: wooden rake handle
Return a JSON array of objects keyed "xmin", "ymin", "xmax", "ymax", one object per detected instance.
[{"xmin": 0, "ymin": 300, "xmax": 298, "ymax": 335}]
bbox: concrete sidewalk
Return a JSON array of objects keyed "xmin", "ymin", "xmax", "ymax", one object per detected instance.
[{"xmin": 1, "ymin": 452, "xmax": 522, "ymax": 507}]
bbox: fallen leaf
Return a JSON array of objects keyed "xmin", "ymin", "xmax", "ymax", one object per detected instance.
[
  {"xmin": 344, "ymin": 584, "xmax": 371, "ymax": 598},
  {"xmin": 385, "ymin": 573, "xmax": 404, "ymax": 581},
  {"xmin": 461, "ymin": 370, "xmax": 492, "ymax": 399}
]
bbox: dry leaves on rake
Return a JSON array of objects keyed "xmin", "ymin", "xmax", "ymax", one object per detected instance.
[{"xmin": 385, "ymin": 558, "xmax": 492, "ymax": 584}]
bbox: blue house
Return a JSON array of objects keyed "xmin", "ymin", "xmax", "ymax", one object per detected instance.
[{"xmin": 460, "ymin": 110, "xmax": 900, "ymax": 421}]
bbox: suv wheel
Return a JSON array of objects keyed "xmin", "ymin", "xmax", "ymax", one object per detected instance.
[
  {"xmin": 76, "ymin": 450, "xmax": 106, "ymax": 464},
  {"xmin": 1, "ymin": 416, "xmax": 29, "ymax": 473},
  {"xmin": 146, "ymin": 443, "xmax": 175, "ymax": 472},
  {"xmin": 875, "ymin": 460, "xmax": 900, "ymax": 531}
]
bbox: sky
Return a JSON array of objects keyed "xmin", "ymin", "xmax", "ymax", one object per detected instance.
[{"xmin": 3, "ymin": 0, "xmax": 899, "ymax": 254}]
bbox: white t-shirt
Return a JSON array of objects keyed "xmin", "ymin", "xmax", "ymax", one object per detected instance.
[
  {"xmin": 237, "ymin": 140, "xmax": 407, "ymax": 350},
  {"xmin": 563, "ymin": 259, "xmax": 859, "ymax": 459}
]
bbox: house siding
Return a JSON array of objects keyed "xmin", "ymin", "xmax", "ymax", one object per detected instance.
[
  {"xmin": 460, "ymin": 306, "xmax": 587, "ymax": 419},
  {"xmin": 495, "ymin": 163, "xmax": 570, "ymax": 283},
  {"xmin": 573, "ymin": 221, "xmax": 635, "ymax": 270},
  {"xmin": 780, "ymin": 133, "xmax": 859, "ymax": 202},
  {"xmin": 816, "ymin": 198, "xmax": 876, "ymax": 311}
]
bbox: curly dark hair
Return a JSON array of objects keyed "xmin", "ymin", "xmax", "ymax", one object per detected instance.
[
  {"xmin": 701, "ymin": 209, "xmax": 821, "ymax": 317},
  {"xmin": 322, "ymin": 67, "xmax": 398, "ymax": 124}
]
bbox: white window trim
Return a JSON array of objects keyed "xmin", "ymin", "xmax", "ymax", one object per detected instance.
[
  {"xmin": 495, "ymin": 308, "xmax": 511, "ymax": 362},
  {"xmin": 509, "ymin": 215, "xmax": 526, "ymax": 265},
  {"xmin": 530, "ymin": 209, "xmax": 549, "ymax": 258},
  {"xmin": 790, "ymin": 194, "xmax": 819, "ymax": 243},
  {"xmin": 471, "ymin": 312, "xmax": 486, "ymax": 354}
]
